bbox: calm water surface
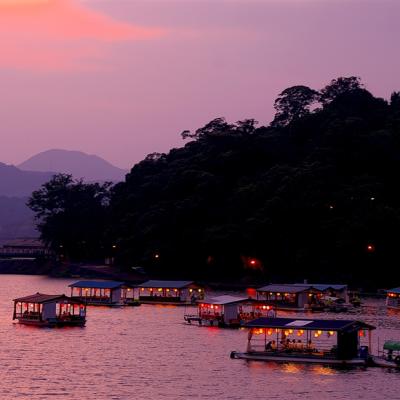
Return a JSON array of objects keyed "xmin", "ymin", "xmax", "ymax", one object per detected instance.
[{"xmin": 1, "ymin": 275, "xmax": 400, "ymax": 399}]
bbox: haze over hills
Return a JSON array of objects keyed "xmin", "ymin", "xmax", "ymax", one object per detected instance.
[
  {"xmin": 0, "ymin": 149, "xmax": 129, "ymax": 239},
  {"xmin": 0, "ymin": 162, "xmax": 53, "ymax": 197},
  {"xmin": 18, "ymin": 149, "xmax": 128, "ymax": 182}
]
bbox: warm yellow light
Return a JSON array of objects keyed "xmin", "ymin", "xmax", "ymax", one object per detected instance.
[
  {"xmin": 174, "ymin": 289, "xmax": 178, "ymax": 292},
  {"xmin": 141, "ymin": 288, "xmax": 145, "ymax": 291},
  {"xmin": 198, "ymin": 289, "xmax": 202, "ymax": 292},
  {"xmin": 166, "ymin": 288, "xmax": 170, "ymax": 292},
  {"xmin": 289, "ymin": 329, "xmax": 293, "ymax": 334},
  {"xmin": 189, "ymin": 289, "xmax": 193, "ymax": 293},
  {"xmin": 158, "ymin": 288, "xmax": 162, "ymax": 292},
  {"xmin": 317, "ymin": 330, "xmax": 322, "ymax": 335}
]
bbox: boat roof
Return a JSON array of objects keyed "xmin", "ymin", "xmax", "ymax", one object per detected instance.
[
  {"xmin": 246, "ymin": 317, "xmax": 375, "ymax": 332},
  {"xmin": 200, "ymin": 295, "xmax": 251, "ymax": 305},
  {"xmin": 295, "ymin": 283, "xmax": 348, "ymax": 291},
  {"xmin": 13, "ymin": 293, "xmax": 81, "ymax": 304},
  {"xmin": 68, "ymin": 280, "xmax": 125, "ymax": 289},
  {"xmin": 257, "ymin": 284, "xmax": 313, "ymax": 293},
  {"xmin": 137, "ymin": 280, "xmax": 195, "ymax": 289},
  {"xmin": 386, "ymin": 287, "xmax": 400, "ymax": 294},
  {"xmin": 383, "ymin": 340, "xmax": 400, "ymax": 351}
]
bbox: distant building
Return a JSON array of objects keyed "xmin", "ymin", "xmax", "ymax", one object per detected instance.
[{"xmin": 0, "ymin": 238, "xmax": 50, "ymax": 257}]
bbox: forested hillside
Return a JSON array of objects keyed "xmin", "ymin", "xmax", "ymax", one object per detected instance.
[{"xmin": 30, "ymin": 78, "xmax": 400, "ymax": 288}]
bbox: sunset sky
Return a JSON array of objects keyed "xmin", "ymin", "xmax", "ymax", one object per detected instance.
[{"xmin": 1, "ymin": 0, "xmax": 399, "ymax": 168}]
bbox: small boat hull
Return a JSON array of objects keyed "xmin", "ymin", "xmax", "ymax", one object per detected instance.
[
  {"xmin": 230, "ymin": 351, "xmax": 367, "ymax": 366},
  {"xmin": 371, "ymin": 356, "xmax": 400, "ymax": 368},
  {"xmin": 16, "ymin": 318, "xmax": 86, "ymax": 328}
]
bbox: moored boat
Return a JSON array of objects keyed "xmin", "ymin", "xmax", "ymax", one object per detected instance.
[
  {"xmin": 69, "ymin": 280, "xmax": 139, "ymax": 306},
  {"xmin": 386, "ymin": 287, "xmax": 400, "ymax": 310},
  {"xmin": 230, "ymin": 317, "xmax": 375, "ymax": 366},
  {"xmin": 135, "ymin": 280, "xmax": 204, "ymax": 305},
  {"xmin": 371, "ymin": 340, "xmax": 400, "ymax": 368},
  {"xmin": 13, "ymin": 293, "xmax": 86, "ymax": 327},
  {"xmin": 184, "ymin": 295, "xmax": 276, "ymax": 327}
]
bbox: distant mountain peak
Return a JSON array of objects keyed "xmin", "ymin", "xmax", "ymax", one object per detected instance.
[{"xmin": 18, "ymin": 149, "xmax": 128, "ymax": 182}]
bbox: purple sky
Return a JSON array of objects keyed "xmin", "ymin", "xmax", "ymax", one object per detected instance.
[{"xmin": 1, "ymin": 0, "xmax": 399, "ymax": 169}]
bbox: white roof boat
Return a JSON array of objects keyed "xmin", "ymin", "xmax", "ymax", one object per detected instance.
[{"xmin": 230, "ymin": 317, "xmax": 375, "ymax": 366}]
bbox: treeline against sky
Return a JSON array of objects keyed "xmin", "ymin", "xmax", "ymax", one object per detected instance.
[{"xmin": 28, "ymin": 77, "xmax": 400, "ymax": 288}]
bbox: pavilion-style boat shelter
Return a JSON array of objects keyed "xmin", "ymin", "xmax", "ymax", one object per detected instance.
[
  {"xmin": 69, "ymin": 281, "xmax": 126, "ymax": 306},
  {"xmin": 13, "ymin": 293, "xmax": 86, "ymax": 327},
  {"xmin": 256, "ymin": 283, "xmax": 348, "ymax": 310},
  {"xmin": 231, "ymin": 317, "xmax": 375, "ymax": 365},
  {"xmin": 386, "ymin": 287, "xmax": 400, "ymax": 309},
  {"xmin": 135, "ymin": 280, "xmax": 204, "ymax": 304},
  {"xmin": 184, "ymin": 295, "xmax": 276, "ymax": 327}
]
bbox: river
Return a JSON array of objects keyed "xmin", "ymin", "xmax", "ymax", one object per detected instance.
[{"xmin": 1, "ymin": 275, "xmax": 400, "ymax": 399}]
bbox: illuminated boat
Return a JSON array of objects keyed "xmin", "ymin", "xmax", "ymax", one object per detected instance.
[
  {"xmin": 184, "ymin": 295, "xmax": 276, "ymax": 327},
  {"xmin": 386, "ymin": 287, "xmax": 400, "ymax": 309},
  {"xmin": 68, "ymin": 280, "xmax": 139, "ymax": 306},
  {"xmin": 230, "ymin": 317, "xmax": 375, "ymax": 366},
  {"xmin": 135, "ymin": 280, "xmax": 204, "ymax": 305},
  {"xmin": 13, "ymin": 293, "xmax": 86, "ymax": 327}
]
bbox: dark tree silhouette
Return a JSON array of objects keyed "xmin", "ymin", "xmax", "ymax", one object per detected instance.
[
  {"xmin": 271, "ymin": 85, "xmax": 319, "ymax": 127},
  {"xmin": 320, "ymin": 76, "xmax": 362, "ymax": 105},
  {"xmin": 28, "ymin": 174, "xmax": 112, "ymax": 260}
]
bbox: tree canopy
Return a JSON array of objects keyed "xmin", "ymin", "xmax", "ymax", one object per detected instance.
[{"xmin": 28, "ymin": 174, "xmax": 112, "ymax": 261}]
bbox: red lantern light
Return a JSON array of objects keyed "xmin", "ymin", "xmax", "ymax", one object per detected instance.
[{"xmin": 366, "ymin": 244, "xmax": 375, "ymax": 253}]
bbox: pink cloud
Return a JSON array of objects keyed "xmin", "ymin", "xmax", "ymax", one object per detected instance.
[{"xmin": 0, "ymin": 0, "xmax": 164, "ymax": 70}]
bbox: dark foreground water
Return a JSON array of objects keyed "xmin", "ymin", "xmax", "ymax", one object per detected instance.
[{"xmin": 1, "ymin": 275, "xmax": 400, "ymax": 399}]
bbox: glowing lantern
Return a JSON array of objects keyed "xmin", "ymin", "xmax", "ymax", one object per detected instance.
[
  {"xmin": 141, "ymin": 288, "xmax": 145, "ymax": 291},
  {"xmin": 174, "ymin": 289, "xmax": 178, "ymax": 292},
  {"xmin": 289, "ymin": 329, "xmax": 293, "ymax": 334},
  {"xmin": 166, "ymin": 289, "xmax": 170, "ymax": 292},
  {"xmin": 198, "ymin": 289, "xmax": 202, "ymax": 293},
  {"xmin": 189, "ymin": 289, "xmax": 193, "ymax": 293},
  {"xmin": 158, "ymin": 288, "xmax": 162, "ymax": 292},
  {"xmin": 366, "ymin": 244, "xmax": 375, "ymax": 253}
]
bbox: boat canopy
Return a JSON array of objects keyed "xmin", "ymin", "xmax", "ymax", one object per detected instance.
[
  {"xmin": 257, "ymin": 284, "xmax": 313, "ymax": 294},
  {"xmin": 386, "ymin": 287, "xmax": 400, "ymax": 294},
  {"xmin": 246, "ymin": 317, "xmax": 375, "ymax": 332},
  {"xmin": 383, "ymin": 341, "xmax": 400, "ymax": 351},
  {"xmin": 137, "ymin": 280, "xmax": 195, "ymax": 289},
  {"xmin": 13, "ymin": 293, "xmax": 82, "ymax": 304},
  {"xmin": 200, "ymin": 295, "xmax": 253, "ymax": 305},
  {"xmin": 69, "ymin": 281, "xmax": 125, "ymax": 289},
  {"xmin": 295, "ymin": 283, "xmax": 347, "ymax": 291}
]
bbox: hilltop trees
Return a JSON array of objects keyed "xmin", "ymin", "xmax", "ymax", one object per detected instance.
[
  {"xmin": 28, "ymin": 174, "xmax": 112, "ymax": 260},
  {"xmin": 271, "ymin": 85, "xmax": 319, "ymax": 127},
  {"xmin": 28, "ymin": 77, "xmax": 400, "ymax": 287}
]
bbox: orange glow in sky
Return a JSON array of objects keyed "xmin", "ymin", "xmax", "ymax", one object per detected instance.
[{"xmin": 0, "ymin": 0, "xmax": 164, "ymax": 70}]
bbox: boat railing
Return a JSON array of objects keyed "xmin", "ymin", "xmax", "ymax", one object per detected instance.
[{"xmin": 15, "ymin": 312, "xmax": 41, "ymax": 320}]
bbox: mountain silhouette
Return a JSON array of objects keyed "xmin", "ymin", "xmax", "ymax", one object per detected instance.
[{"xmin": 18, "ymin": 149, "xmax": 128, "ymax": 182}]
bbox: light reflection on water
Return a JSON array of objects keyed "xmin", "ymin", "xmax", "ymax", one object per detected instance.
[{"xmin": 1, "ymin": 275, "xmax": 400, "ymax": 399}]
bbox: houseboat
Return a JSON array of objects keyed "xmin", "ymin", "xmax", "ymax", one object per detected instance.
[
  {"xmin": 69, "ymin": 280, "xmax": 127, "ymax": 306},
  {"xmin": 13, "ymin": 293, "xmax": 86, "ymax": 327},
  {"xmin": 135, "ymin": 280, "xmax": 204, "ymax": 305},
  {"xmin": 386, "ymin": 287, "xmax": 400, "ymax": 309},
  {"xmin": 230, "ymin": 317, "xmax": 375, "ymax": 366},
  {"xmin": 184, "ymin": 295, "xmax": 276, "ymax": 327},
  {"xmin": 256, "ymin": 283, "xmax": 348, "ymax": 311}
]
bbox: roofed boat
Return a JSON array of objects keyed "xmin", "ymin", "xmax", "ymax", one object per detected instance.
[
  {"xmin": 256, "ymin": 283, "xmax": 348, "ymax": 311},
  {"xmin": 69, "ymin": 280, "xmax": 138, "ymax": 306},
  {"xmin": 135, "ymin": 280, "xmax": 204, "ymax": 305},
  {"xmin": 230, "ymin": 317, "xmax": 375, "ymax": 366},
  {"xmin": 184, "ymin": 295, "xmax": 276, "ymax": 327},
  {"xmin": 386, "ymin": 287, "xmax": 400, "ymax": 310},
  {"xmin": 13, "ymin": 293, "xmax": 86, "ymax": 327}
]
